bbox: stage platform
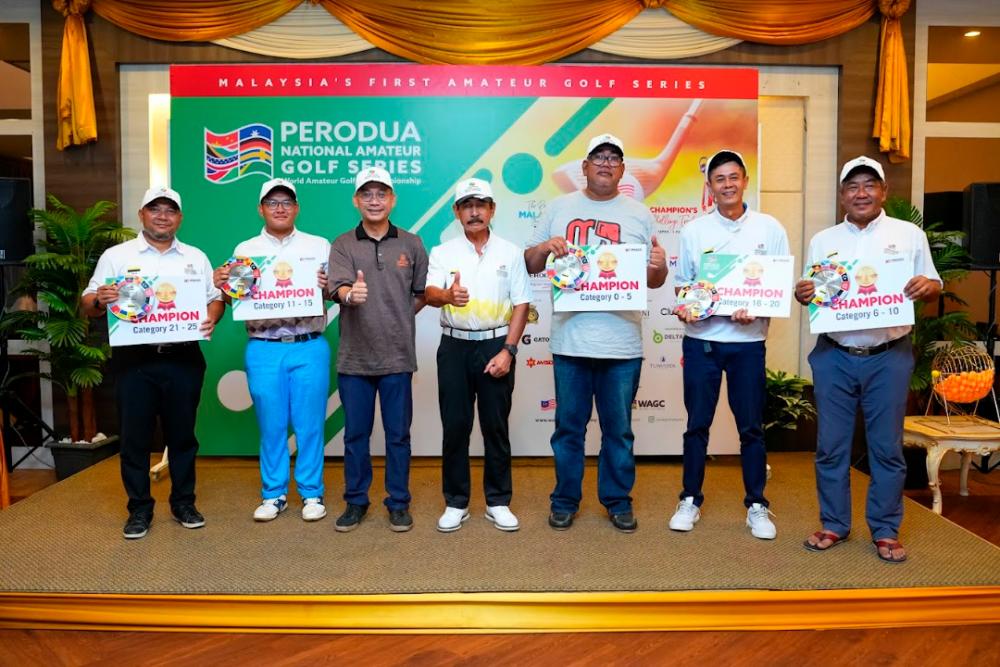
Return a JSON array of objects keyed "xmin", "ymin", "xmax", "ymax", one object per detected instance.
[{"xmin": 1, "ymin": 453, "xmax": 998, "ymax": 632}]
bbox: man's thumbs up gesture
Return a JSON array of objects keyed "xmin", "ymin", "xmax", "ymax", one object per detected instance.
[
  {"xmin": 347, "ymin": 269, "xmax": 368, "ymax": 305},
  {"xmin": 448, "ymin": 271, "xmax": 469, "ymax": 307}
]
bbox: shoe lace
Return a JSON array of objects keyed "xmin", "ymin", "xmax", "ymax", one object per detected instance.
[
  {"xmin": 749, "ymin": 505, "xmax": 775, "ymax": 522},
  {"xmin": 676, "ymin": 501, "xmax": 698, "ymax": 518}
]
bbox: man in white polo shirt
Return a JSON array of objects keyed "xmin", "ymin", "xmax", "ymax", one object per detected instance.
[
  {"xmin": 213, "ymin": 178, "xmax": 331, "ymax": 524},
  {"xmin": 669, "ymin": 150, "xmax": 789, "ymax": 540},
  {"xmin": 425, "ymin": 178, "xmax": 532, "ymax": 532},
  {"xmin": 81, "ymin": 186, "xmax": 224, "ymax": 539},
  {"xmin": 795, "ymin": 156, "xmax": 941, "ymax": 563}
]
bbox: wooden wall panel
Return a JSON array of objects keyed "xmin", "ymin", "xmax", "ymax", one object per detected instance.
[{"xmin": 41, "ymin": 6, "xmax": 915, "ymax": 217}]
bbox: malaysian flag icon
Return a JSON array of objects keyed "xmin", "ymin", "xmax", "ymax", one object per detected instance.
[{"xmin": 540, "ymin": 399, "xmax": 557, "ymax": 411}]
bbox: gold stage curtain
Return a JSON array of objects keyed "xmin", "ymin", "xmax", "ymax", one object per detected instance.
[
  {"xmin": 52, "ymin": 0, "xmax": 913, "ymax": 162},
  {"xmin": 316, "ymin": 0, "xmax": 644, "ymax": 65},
  {"xmin": 872, "ymin": 0, "xmax": 911, "ymax": 162},
  {"xmin": 660, "ymin": 0, "xmax": 876, "ymax": 45},
  {"xmin": 89, "ymin": 0, "xmax": 301, "ymax": 42},
  {"xmin": 54, "ymin": 0, "xmax": 97, "ymax": 151}
]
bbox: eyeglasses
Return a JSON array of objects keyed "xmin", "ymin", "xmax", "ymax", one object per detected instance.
[
  {"xmin": 262, "ymin": 198, "xmax": 296, "ymax": 210},
  {"xmin": 145, "ymin": 205, "xmax": 179, "ymax": 216},
  {"xmin": 359, "ymin": 190, "xmax": 391, "ymax": 202},
  {"xmin": 588, "ymin": 153, "xmax": 623, "ymax": 167}
]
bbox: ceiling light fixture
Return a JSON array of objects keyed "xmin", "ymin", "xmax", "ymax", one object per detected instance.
[{"xmin": 964, "ymin": 30, "xmax": 981, "ymax": 37}]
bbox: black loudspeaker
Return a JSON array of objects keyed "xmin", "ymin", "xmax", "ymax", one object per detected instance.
[
  {"xmin": 0, "ymin": 178, "xmax": 33, "ymax": 262},
  {"xmin": 923, "ymin": 191, "xmax": 963, "ymax": 232},
  {"xmin": 963, "ymin": 183, "xmax": 1000, "ymax": 265}
]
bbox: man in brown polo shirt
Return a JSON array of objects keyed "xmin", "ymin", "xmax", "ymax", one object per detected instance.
[{"xmin": 327, "ymin": 167, "xmax": 428, "ymax": 532}]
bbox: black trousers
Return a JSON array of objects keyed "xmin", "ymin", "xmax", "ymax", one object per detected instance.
[
  {"xmin": 111, "ymin": 343, "xmax": 206, "ymax": 516},
  {"xmin": 437, "ymin": 335, "xmax": 515, "ymax": 508}
]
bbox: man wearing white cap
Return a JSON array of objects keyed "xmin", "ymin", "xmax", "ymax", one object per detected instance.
[
  {"xmin": 425, "ymin": 178, "xmax": 532, "ymax": 533},
  {"xmin": 327, "ymin": 167, "xmax": 428, "ymax": 532},
  {"xmin": 794, "ymin": 156, "xmax": 941, "ymax": 563},
  {"xmin": 525, "ymin": 133, "xmax": 668, "ymax": 532},
  {"xmin": 213, "ymin": 178, "xmax": 331, "ymax": 524},
  {"xmin": 668, "ymin": 149, "xmax": 789, "ymax": 540},
  {"xmin": 81, "ymin": 186, "xmax": 224, "ymax": 539}
]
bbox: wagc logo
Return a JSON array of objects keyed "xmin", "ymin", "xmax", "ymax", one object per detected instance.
[
  {"xmin": 205, "ymin": 123, "xmax": 274, "ymax": 183},
  {"xmin": 632, "ymin": 397, "xmax": 667, "ymax": 410}
]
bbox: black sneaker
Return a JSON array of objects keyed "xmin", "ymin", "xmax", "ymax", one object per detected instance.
[
  {"xmin": 548, "ymin": 511, "xmax": 574, "ymax": 530},
  {"xmin": 123, "ymin": 513, "xmax": 151, "ymax": 539},
  {"xmin": 388, "ymin": 508, "xmax": 413, "ymax": 532},
  {"xmin": 610, "ymin": 511, "xmax": 637, "ymax": 533},
  {"xmin": 335, "ymin": 503, "xmax": 368, "ymax": 532},
  {"xmin": 171, "ymin": 505, "xmax": 206, "ymax": 529}
]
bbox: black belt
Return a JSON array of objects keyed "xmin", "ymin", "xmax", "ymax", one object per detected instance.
[
  {"xmin": 253, "ymin": 332, "xmax": 322, "ymax": 343},
  {"xmin": 821, "ymin": 334, "xmax": 906, "ymax": 357}
]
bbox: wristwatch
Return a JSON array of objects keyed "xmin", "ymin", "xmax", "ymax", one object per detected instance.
[{"xmin": 503, "ymin": 343, "xmax": 518, "ymax": 357}]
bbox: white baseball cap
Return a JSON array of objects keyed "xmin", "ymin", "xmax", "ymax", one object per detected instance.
[
  {"xmin": 840, "ymin": 156, "xmax": 885, "ymax": 183},
  {"xmin": 454, "ymin": 178, "xmax": 494, "ymax": 204},
  {"xmin": 259, "ymin": 178, "xmax": 297, "ymax": 202},
  {"xmin": 586, "ymin": 133, "xmax": 624, "ymax": 157},
  {"xmin": 140, "ymin": 186, "xmax": 182, "ymax": 210},
  {"xmin": 354, "ymin": 166, "xmax": 394, "ymax": 191}
]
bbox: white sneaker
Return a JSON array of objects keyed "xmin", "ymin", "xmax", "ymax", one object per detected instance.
[
  {"xmin": 253, "ymin": 496, "xmax": 287, "ymax": 522},
  {"xmin": 485, "ymin": 505, "xmax": 520, "ymax": 532},
  {"xmin": 747, "ymin": 503, "xmax": 777, "ymax": 540},
  {"xmin": 437, "ymin": 506, "xmax": 470, "ymax": 532},
  {"xmin": 301, "ymin": 497, "xmax": 327, "ymax": 522},
  {"xmin": 669, "ymin": 496, "xmax": 700, "ymax": 531}
]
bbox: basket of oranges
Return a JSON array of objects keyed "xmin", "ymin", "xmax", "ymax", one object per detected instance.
[{"xmin": 931, "ymin": 344, "xmax": 995, "ymax": 405}]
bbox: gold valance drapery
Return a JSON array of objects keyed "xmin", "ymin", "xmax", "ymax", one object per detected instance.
[{"xmin": 55, "ymin": 0, "xmax": 912, "ymax": 162}]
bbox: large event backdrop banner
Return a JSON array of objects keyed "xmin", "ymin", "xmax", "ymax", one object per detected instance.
[{"xmin": 169, "ymin": 63, "xmax": 757, "ymax": 457}]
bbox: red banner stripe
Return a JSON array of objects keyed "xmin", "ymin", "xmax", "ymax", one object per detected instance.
[{"xmin": 171, "ymin": 64, "xmax": 757, "ymax": 100}]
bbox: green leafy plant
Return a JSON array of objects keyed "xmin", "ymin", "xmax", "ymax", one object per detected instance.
[
  {"xmin": 763, "ymin": 368, "xmax": 816, "ymax": 433},
  {"xmin": 0, "ymin": 195, "xmax": 134, "ymax": 441},
  {"xmin": 882, "ymin": 197, "xmax": 978, "ymax": 405}
]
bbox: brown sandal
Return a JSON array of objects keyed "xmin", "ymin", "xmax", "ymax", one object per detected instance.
[
  {"xmin": 803, "ymin": 530, "xmax": 847, "ymax": 552},
  {"xmin": 873, "ymin": 538, "xmax": 908, "ymax": 563}
]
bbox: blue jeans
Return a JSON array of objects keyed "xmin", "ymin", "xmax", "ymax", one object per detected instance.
[
  {"xmin": 245, "ymin": 336, "xmax": 329, "ymax": 500},
  {"xmin": 808, "ymin": 335, "xmax": 912, "ymax": 540},
  {"xmin": 549, "ymin": 354, "xmax": 642, "ymax": 515},
  {"xmin": 338, "ymin": 372, "xmax": 413, "ymax": 511},
  {"xmin": 680, "ymin": 336, "xmax": 768, "ymax": 508}
]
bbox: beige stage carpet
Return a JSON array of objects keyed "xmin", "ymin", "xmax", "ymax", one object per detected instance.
[{"xmin": 1, "ymin": 453, "xmax": 998, "ymax": 594}]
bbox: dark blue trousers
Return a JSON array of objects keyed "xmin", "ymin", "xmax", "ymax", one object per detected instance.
[
  {"xmin": 808, "ymin": 335, "xmax": 912, "ymax": 540},
  {"xmin": 680, "ymin": 336, "xmax": 768, "ymax": 508},
  {"xmin": 338, "ymin": 372, "xmax": 413, "ymax": 511}
]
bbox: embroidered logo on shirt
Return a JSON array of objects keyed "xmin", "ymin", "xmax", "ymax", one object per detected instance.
[
  {"xmin": 184, "ymin": 264, "xmax": 197, "ymax": 275},
  {"xmin": 884, "ymin": 244, "xmax": 899, "ymax": 255},
  {"xmin": 397, "ymin": 253, "xmax": 410, "ymax": 268},
  {"xmin": 754, "ymin": 243, "xmax": 767, "ymax": 255}
]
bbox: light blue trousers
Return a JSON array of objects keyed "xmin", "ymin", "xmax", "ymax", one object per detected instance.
[{"xmin": 246, "ymin": 336, "xmax": 330, "ymax": 500}]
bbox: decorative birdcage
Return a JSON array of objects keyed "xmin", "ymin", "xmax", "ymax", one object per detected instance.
[{"xmin": 929, "ymin": 344, "xmax": 998, "ymax": 420}]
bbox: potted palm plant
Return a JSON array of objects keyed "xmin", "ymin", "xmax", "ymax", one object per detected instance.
[
  {"xmin": 763, "ymin": 368, "xmax": 817, "ymax": 451},
  {"xmin": 882, "ymin": 197, "xmax": 977, "ymax": 411},
  {"xmin": 1, "ymin": 195, "xmax": 134, "ymax": 477}
]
